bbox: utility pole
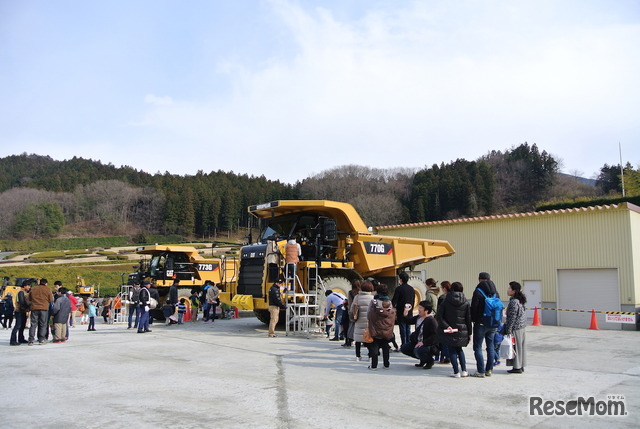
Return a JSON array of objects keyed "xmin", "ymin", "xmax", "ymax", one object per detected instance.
[{"xmin": 619, "ymin": 142, "xmax": 626, "ymax": 197}]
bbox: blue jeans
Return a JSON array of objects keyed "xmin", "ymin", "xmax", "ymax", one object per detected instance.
[
  {"xmin": 128, "ymin": 305, "xmax": 141, "ymax": 328},
  {"xmin": 439, "ymin": 343, "xmax": 450, "ymax": 362},
  {"xmin": 400, "ymin": 342, "xmax": 434, "ymax": 365},
  {"xmin": 332, "ymin": 306, "xmax": 344, "ymax": 339},
  {"xmin": 138, "ymin": 307, "xmax": 150, "ymax": 332},
  {"xmin": 204, "ymin": 302, "xmax": 219, "ymax": 321},
  {"xmin": 10, "ymin": 312, "xmax": 27, "ymax": 343},
  {"xmin": 449, "ymin": 346, "xmax": 467, "ymax": 374},
  {"xmin": 398, "ymin": 321, "xmax": 412, "ymax": 345},
  {"xmin": 473, "ymin": 324, "xmax": 496, "ymax": 373}
]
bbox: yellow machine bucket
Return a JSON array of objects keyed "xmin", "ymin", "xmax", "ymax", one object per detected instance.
[{"xmin": 231, "ymin": 294, "xmax": 254, "ymax": 310}]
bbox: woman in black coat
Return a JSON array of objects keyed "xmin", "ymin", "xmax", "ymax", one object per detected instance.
[{"xmin": 436, "ymin": 282, "xmax": 472, "ymax": 378}]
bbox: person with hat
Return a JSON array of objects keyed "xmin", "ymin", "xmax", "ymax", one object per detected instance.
[
  {"xmin": 28, "ymin": 278, "xmax": 54, "ymax": 345},
  {"xmin": 52, "ymin": 287, "xmax": 71, "ymax": 343},
  {"xmin": 425, "ymin": 278, "xmax": 439, "ymax": 315},
  {"xmin": 66, "ymin": 288, "xmax": 78, "ymax": 329},
  {"xmin": 2, "ymin": 292, "xmax": 14, "ymax": 330},
  {"xmin": 203, "ymin": 280, "xmax": 220, "ymax": 323},
  {"xmin": 10, "ymin": 281, "xmax": 31, "ymax": 345},
  {"xmin": 127, "ymin": 281, "xmax": 142, "ymax": 329},
  {"xmin": 470, "ymin": 272, "xmax": 499, "ymax": 377},
  {"xmin": 137, "ymin": 281, "xmax": 153, "ymax": 333},
  {"xmin": 267, "ymin": 280, "xmax": 287, "ymax": 337},
  {"xmin": 87, "ymin": 299, "xmax": 97, "ymax": 331}
]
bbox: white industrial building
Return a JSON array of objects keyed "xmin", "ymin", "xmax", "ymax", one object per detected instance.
[{"xmin": 376, "ymin": 202, "xmax": 640, "ymax": 331}]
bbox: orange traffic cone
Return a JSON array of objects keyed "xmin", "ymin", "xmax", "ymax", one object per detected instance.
[
  {"xmin": 234, "ymin": 307, "xmax": 239, "ymax": 319},
  {"xmin": 531, "ymin": 306, "xmax": 542, "ymax": 326},
  {"xmin": 588, "ymin": 309, "xmax": 599, "ymax": 330},
  {"xmin": 184, "ymin": 306, "xmax": 191, "ymax": 322}
]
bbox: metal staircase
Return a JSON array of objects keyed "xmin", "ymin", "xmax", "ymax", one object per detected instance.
[{"xmin": 285, "ymin": 265, "xmax": 327, "ymax": 338}]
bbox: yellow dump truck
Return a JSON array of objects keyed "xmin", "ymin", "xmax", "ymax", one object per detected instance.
[
  {"xmin": 128, "ymin": 245, "xmax": 237, "ymax": 303},
  {"xmin": 229, "ymin": 200, "xmax": 455, "ymax": 324}
]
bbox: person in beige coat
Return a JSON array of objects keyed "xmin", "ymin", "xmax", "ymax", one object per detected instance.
[{"xmin": 350, "ymin": 281, "xmax": 375, "ymax": 361}]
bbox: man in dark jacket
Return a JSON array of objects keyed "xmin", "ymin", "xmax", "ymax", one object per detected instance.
[
  {"xmin": 137, "ymin": 281, "xmax": 153, "ymax": 333},
  {"xmin": 268, "ymin": 280, "xmax": 287, "ymax": 337},
  {"xmin": 470, "ymin": 272, "xmax": 499, "ymax": 378},
  {"xmin": 52, "ymin": 287, "xmax": 71, "ymax": 343},
  {"xmin": 392, "ymin": 271, "xmax": 415, "ymax": 346},
  {"xmin": 10, "ymin": 282, "xmax": 31, "ymax": 346},
  {"xmin": 400, "ymin": 300, "xmax": 438, "ymax": 369},
  {"xmin": 168, "ymin": 279, "xmax": 179, "ymax": 305}
]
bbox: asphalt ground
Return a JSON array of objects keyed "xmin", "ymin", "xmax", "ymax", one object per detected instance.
[{"xmin": 1, "ymin": 316, "xmax": 638, "ymax": 429}]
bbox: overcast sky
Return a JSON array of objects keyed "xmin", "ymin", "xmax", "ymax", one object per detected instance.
[{"xmin": 1, "ymin": 0, "xmax": 638, "ymax": 184}]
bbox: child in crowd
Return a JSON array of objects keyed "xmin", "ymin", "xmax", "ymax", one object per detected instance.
[
  {"xmin": 493, "ymin": 322, "xmax": 504, "ymax": 366},
  {"xmin": 87, "ymin": 300, "xmax": 97, "ymax": 331},
  {"xmin": 177, "ymin": 298, "xmax": 187, "ymax": 324},
  {"xmin": 162, "ymin": 301, "xmax": 174, "ymax": 325},
  {"xmin": 189, "ymin": 290, "xmax": 199, "ymax": 322}
]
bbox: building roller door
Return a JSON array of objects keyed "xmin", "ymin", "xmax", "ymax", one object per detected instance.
[{"xmin": 557, "ymin": 269, "xmax": 620, "ymax": 330}]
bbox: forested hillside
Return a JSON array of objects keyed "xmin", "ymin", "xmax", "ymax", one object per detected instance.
[{"xmin": 1, "ymin": 144, "xmax": 637, "ymax": 241}]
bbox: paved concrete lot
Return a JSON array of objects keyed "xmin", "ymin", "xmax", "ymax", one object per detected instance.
[{"xmin": 2, "ymin": 317, "xmax": 638, "ymax": 429}]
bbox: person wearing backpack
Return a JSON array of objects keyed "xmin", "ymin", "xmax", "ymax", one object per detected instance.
[{"xmin": 470, "ymin": 272, "xmax": 503, "ymax": 378}]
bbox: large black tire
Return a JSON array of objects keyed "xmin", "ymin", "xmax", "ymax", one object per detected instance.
[
  {"xmin": 254, "ymin": 309, "xmax": 270, "ymax": 324},
  {"xmin": 320, "ymin": 276, "xmax": 351, "ymax": 315},
  {"xmin": 254, "ymin": 308, "xmax": 286, "ymax": 326},
  {"xmin": 407, "ymin": 276, "xmax": 427, "ymax": 311}
]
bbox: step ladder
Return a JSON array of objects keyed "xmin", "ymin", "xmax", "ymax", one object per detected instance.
[
  {"xmin": 285, "ymin": 265, "xmax": 327, "ymax": 338},
  {"xmin": 117, "ymin": 285, "xmax": 133, "ymax": 324},
  {"xmin": 222, "ymin": 256, "xmax": 238, "ymax": 284}
]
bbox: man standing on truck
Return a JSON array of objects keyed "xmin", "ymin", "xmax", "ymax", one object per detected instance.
[
  {"xmin": 392, "ymin": 272, "xmax": 415, "ymax": 346},
  {"xmin": 285, "ymin": 238, "xmax": 301, "ymax": 291}
]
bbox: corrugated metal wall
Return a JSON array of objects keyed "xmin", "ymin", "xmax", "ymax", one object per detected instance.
[
  {"xmin": 377, "ymin": 205, "xmax": 637, "ymax": 308},
  {"xmin": 630, "ymin": 209, "xmax": 640, "ymax": 307}
]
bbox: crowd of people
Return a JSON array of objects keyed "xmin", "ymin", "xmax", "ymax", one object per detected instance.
[
  {"xmin": 6, "ymin": 278, "xmax": 97, "ymax": 346},
  {"xmin": 123, "ymin": 278, "xmax": 226, "ymax": 333},
  {"xmin": 324, "ymin": 271, "xmax": 527, "ymax": 376},
  {"xmin": 4, "ymin": 275, "xmax": 231, "ymax": 344},
  {"xmin": 5, "ymin": 270, "xmax": 528, "ymax": 378}
]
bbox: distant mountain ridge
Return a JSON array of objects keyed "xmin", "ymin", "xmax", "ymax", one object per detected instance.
[{"xmin": 558, "ymin": 172, "xmax": 596, "ymax": 187}]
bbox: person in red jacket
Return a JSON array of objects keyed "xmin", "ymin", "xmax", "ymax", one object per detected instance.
[{"xmin": 67, "ymin": 290, "xmax": 78, "ymax": 327}]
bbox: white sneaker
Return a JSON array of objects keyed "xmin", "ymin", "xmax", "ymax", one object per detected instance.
[
  {"xmin": 461, "ymin": 371, "xmax": 469, "ymax": 377},
  {"xmin": 450, "ymin": 372, "xmax": 461, "ymax": 378},
  {"xmin": 355, "ymin": 357, "xmax": 361, "ymax": 362}
]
